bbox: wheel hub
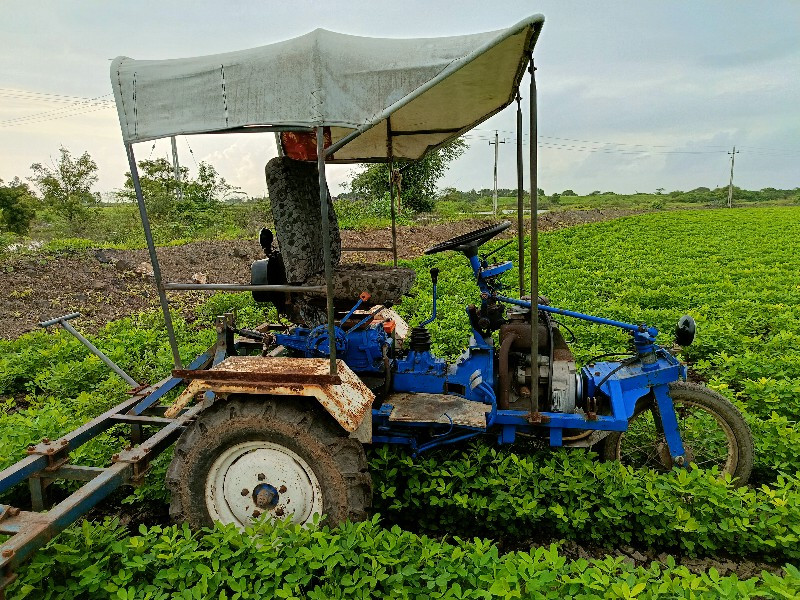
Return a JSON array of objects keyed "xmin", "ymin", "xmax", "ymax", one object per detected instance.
[{"xmin": 205, "ymin": 441, "xmax": 322, "ymax": 528}]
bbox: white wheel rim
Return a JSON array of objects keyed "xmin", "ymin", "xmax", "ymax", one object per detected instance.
[{"xmin": 205, "ymin": 441, "xmax": 323, "ymax": 528}]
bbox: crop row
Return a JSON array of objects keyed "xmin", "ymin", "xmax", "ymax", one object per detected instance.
[
  {"xmin": 370, "ymin": 443, "xmax": 800, "ymax": 560},
  {"xmin": 7, "ymin": 516, "xmax": 800, "ymax": 599}
]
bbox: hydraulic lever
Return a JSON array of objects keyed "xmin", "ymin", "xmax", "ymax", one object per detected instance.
[{"xmin": 420, "ymin": 268, "xmax": 440, "ymax": 326}]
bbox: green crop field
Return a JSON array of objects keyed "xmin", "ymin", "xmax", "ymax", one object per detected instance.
[{"xmin": 2, "ymin": 207, "xmax": 800, "ymax": 598}]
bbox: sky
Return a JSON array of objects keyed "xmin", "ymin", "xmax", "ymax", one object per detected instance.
[{"xmin": 1, "ymin": 1, "xmax": 798, "ymax": 199}]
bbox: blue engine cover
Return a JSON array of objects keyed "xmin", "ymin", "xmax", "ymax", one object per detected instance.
[{"xmin": 275, "ymin": 323, "xmax": 389, "ymax": 374}]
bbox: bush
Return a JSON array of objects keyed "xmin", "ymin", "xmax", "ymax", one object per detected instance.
[
  {"xmin": 9, "ymin": 516, "xmax": 800, "ymax": 599},
  {"xmin": 371, "ymin": 443, "xmax": 800, "ymax": 560}
]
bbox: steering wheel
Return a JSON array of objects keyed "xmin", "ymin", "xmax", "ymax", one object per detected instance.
[{"xmin": 424, "ymin": 221, "xmax": 512, "ymax": 256}]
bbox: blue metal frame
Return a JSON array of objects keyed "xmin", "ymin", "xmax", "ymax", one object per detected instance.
[{"xmin": 369, "ymin": 250, "xmax": 689, "ymax": 460}]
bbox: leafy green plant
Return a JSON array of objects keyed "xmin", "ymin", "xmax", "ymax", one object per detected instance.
[{"xmin": 8, "ymin": 516, "xmax": 800, "ymax": 599}]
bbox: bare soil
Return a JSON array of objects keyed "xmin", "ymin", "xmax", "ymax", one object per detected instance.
[{"xmin": 0, "ymin": 209, "xmax": 643, "ymax": 340}]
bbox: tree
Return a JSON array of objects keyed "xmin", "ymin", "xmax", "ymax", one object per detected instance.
[
  {"xmin": 118, "ymin": 158, "xmax": 186, "ymax": 217},
  {"xmin": 119, "ymin": 159, "xmax": 244, "ymax": 218},
  {"xmin": 561, "ymin": 189, "xmax": 577, "ymax": 196},
  {"xmin": 29, "ymin": 146, "xmax": 99, "ymax": 231},
  {"xmin": 0, "ymin": 177, "xmax": 37, "ymax": 234},
  {"xmin": 347, "ymin": 138, "xmax": 467, "ymax": 213}
]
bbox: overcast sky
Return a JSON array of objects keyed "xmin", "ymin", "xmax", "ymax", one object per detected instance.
[{"xmin": 1, "ymin": 1, "xmax": 798, "ymax": 198}]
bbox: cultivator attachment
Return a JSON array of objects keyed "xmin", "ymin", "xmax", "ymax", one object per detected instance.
[{"xmin": 0, "ymin": 344, "xmax": 215, "ymax": 596}]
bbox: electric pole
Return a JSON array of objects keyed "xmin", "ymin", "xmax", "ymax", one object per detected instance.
[
  {"xmin": 171, "ymin": 135, "xmax": 183, "ymax": 203},
  {"xmin": 489, "ymin": 131, "xmax": 506, "ymax": 215},
  {"xmin": 727, "ymin": 146, "xmax": 739, "ymax": 208}
]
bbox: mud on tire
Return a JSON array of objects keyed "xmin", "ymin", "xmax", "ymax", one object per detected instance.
[{"xmin": 166, "ymin": 396, "xmax": 372, "ymax": 528}]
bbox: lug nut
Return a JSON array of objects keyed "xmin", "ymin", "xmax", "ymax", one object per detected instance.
[
  {"xmin": 241, "ymin": 488, "xmax": 249, "ymax": 496},
  {"xmin": 278, "ymin": 485, "xmax": 287, "ymax": 493},
  {"xmin": 275, "ymin": 507, "xmax": 285, "ymax": 517},
  {"xmin": 257, "ymin": 473, "xmax": 265, "ymax": 481}
]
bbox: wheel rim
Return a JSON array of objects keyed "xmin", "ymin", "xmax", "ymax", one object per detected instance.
[
  {"xmin": 205, "ymin": 441, "xmax": 323, "ymax": 528},
  {"xmin": 614, "ymin": 398, "xmax": 738, "ymax": 475}
]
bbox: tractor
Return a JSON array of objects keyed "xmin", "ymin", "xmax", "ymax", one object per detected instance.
[{"xmin": 0, "ymin": 13, "xmax": 753, "ymax": 592}]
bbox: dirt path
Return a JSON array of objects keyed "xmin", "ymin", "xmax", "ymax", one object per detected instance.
[{"xmin": 0, "ymin": 209, "xmax": 643, "ymax": 340}]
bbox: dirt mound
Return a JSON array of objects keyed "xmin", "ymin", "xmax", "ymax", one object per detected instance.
[{"xmin": 0, "ymin": 209, "xmax": 643, "ymax": 340}]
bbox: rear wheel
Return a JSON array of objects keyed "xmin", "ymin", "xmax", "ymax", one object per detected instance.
[
  {"xmin": 167, "ymin": 396, "xmax": 372, "ymax": 528},
  {"xmin": 603, "ymin": 382, "xmax": 753, "ymax": 483}
]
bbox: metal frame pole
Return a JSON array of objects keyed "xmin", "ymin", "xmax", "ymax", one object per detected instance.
[
  {"xmin": 125, "ymin": 143, "xmax": 183, "ymax": 369},
  {"xmin": 317, "ymin": 127, "xmax": 338, "ymax": 375},
  {"xmin": 516, "ymin": 91, "xmax": 525, "ymax": 296},
  {"xmin": 387, "ymin": 118, "xmax": 398, "ymax": 267},
  {"xmin": 170, "ymin": 136, "xmax": 183, "ymax": 203},
  {"xmin": 528, "ymin": 57, "xmax": 539, "ymax": 416},
  {"xmin": 53, "ymin": 319, "xmax": 139, "ymax": 387}
]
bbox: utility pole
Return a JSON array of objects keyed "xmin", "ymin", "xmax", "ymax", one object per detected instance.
[
  {"xmin": 727, "ymin": 146, "xmax": 739, "ymax": 208},
  {"xmin": 170, "ymin": 135, "xmax": 183, "ymax": 203},
  {"xmin": 489, "ymin": 130, "xmax": 505, "ymax": 215}
]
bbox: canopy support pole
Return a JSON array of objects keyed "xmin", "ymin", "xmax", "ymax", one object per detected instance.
[
  {"xmin": 317, "ymin": 127, "xmax": 338, "ymax": 376},
  {"xmin": 515, "ymin": 90, "xmax": 525, "ymax": 296},
  {"xmin": 387, "ymin": 118, "xmax": 398, "ymax": 267},
  {"xmin": 125, "ymin": 143, "xmax": 182, "ymax": 369},
  {"xmin": 528, "ymin": 57, "xmax": 539, "ymax": 418}
]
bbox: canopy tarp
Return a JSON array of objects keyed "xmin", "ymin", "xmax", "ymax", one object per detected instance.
[{"xmin": 110, "ymin": 15, "xmax": 543, "ymax": 161}]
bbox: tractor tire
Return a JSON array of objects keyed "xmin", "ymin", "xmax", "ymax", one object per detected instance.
[
  {"xmin": 603, "ymin": 381, "xmax": 753, "ymax": 483},
  {"xmin": 166, "ymin": 396, "xmax": 372, "ymax": 529}
]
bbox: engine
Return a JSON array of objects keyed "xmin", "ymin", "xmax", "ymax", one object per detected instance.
[{"xmin": 498, "ymin": 307, "xmax": 582, "ymax": 414}]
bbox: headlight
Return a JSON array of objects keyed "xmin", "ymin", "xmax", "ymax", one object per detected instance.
[{"xmin": 675, "ymin": 315, "xmax": 696, "ymax": 346}]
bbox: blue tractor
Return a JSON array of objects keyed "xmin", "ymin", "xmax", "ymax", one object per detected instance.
[{"xmin": 0, "ymin": 14, "xmax": 753, "ymax": 586}]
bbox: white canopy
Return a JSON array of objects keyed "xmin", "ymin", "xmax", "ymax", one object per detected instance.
[{"xmin": 110, "ymin": 15, "xmax": 544, "ymax": 161}]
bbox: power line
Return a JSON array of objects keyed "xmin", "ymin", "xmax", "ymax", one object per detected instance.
[{"xmin": 0, "ymin": 87, "xmax": 114, "ymax": 104}]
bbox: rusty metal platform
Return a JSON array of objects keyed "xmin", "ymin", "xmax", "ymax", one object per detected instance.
[{"xmin": 385, "ymin": 393, "xmax": 489, "ymax": 428}]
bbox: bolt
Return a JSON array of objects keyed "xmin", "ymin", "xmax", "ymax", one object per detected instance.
[
  {"xmin": 26, "ymin": 445, "xmax": 35, "ymax": 453},
  {"xmin": 241, "ymin": 488, "xmax": 249, "ymax": 496},
  {"xmin": 42, "ymin": 437, "xmax": 50, "ymax": 444},
  {"xmin": 131, "ymin": 455, "xmax": 140, "ymax": 461},
  {"xmin": 60, "ymin": 439, "xmax": 68, "ymax": 446},
  {"xmin": 278, "ymin": 485, "xmax": 287, "ymax": 494},
  {"xmin": 675, "ymin": 456, "xmax": 686, "ymax": 466},
  {"xmin": 124, "ymin": 445, "xmax": 132, "ymax": 451},
  {"xmin": 594, "ymin": 371, "xmax": 601, "ymax": 376},
  {"xmin": 46, "ymin": 448, "xmax": 55, "ymax": 454},
  {"xmin": 252, "ymin": 510, "xmax": 261, "ymax": 518},
  {"xmin": 8, "ymin": 507, "xmax": 20, "ymax": 517},
  {"xmin": 257, "ymin": 473, "xmax": 265, "ymax": 481},
  {"xmin": 112, "ymin": 453, "xmax": 120, "ymax": 461},
  {"xmin": 1, "ymin": 549, "xmax": 13, "ymax": 558},
  {"xmin": 275, "ymin": 507, "xmax": 285, "ymax": 517}
]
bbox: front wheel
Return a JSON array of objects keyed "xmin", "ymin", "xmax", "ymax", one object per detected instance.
[{"xmin": 603, "ymin": 382, "xmax": 753, "ymax": 483}]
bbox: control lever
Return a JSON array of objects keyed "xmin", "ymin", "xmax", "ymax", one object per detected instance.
[{"xmin": 420, "ymin": 268, "xmax": 440, "ymax": 326}]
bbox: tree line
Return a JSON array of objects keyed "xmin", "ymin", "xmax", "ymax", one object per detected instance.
[{"xmin": 0, "ymin": 146, "xmax": 243, "ymax": 236}]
